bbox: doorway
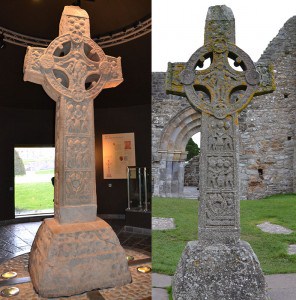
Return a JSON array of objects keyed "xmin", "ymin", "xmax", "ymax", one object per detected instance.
[
  {"xmin": 153, "ymin": 107, "xmax": 202, "ymax": 197},
  {"xmin": 14, "ymin": 147, "xmax": 55, "ymax": 216}
]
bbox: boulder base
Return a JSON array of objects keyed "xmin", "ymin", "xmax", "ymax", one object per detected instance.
[
  {"xmin": 173, "ymin": 240, "xmax": 269, "ymax": 300},
  {"xmin": 29, "ymin": 218, "xmax": 131, "ymax": 298}
]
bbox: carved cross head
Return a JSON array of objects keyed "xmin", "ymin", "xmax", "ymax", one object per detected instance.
[
  {"xmin": 24, "ymin": 6, "xmax": 123, "ymax": 102},
  {"xmin": 166, "ymin": 5, "xmax": 275, "ymax": 119}
]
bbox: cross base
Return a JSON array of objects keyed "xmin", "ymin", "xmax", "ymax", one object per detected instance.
[
  {"xmin": 173, "ymin": 240, "xmax": 269, "ymax": 300},
  {"xmin": 29, "ymin": 218, "xmax": 131, "ymax": 298}
]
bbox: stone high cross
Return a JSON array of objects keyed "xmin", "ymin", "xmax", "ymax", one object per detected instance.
[
  {"xmin": 166, "ymin": 5, "xmax": 274, "ymax": 299},
  {"xmin": 24, "ymin": 6, "xmax": 122, "ymax": 224},
  {"xmin": 23, "ymin": 6, "xmax": 131, "ymax": 298}
]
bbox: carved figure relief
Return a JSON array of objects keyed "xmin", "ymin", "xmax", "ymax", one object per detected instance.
[
  {"xmin": 208, "ymin": 118, "xmax": 233, "ymax": 151},
  {"xmin": 207, "ymin": 157, "xmax": 234, "ymax": 189},
  {"xmin": 66, "ymin": 100, "xmax": 90, "ymax": 133},
  {"xmin": 206, "ymin": 192, "xmax": 235, "ymax": 226},
  {"xmin": 66, "ymin": 137, "xmax": 91, "ymax": 169},
  {"xmin": 256, "ymin": 64, "xmax": 273, "ymax": 88}
]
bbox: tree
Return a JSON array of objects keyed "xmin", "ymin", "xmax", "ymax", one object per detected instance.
[
  {"xmin": 14, "ymin": 149, "xmax": 26, "ymax": 175},
  {"xmin": 186, "ymin": 138, "xmax": 200, "ymax": 161}
]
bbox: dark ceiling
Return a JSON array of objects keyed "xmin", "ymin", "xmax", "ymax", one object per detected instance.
[{"xmin": 0, "ymin": 0, "xmax": 151, "ymax": 110}]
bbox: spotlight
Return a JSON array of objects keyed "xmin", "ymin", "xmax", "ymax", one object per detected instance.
[
  {"xmin": 0, "ymin": 33, "xmax": 5, "ymax": 49},
  {"xmin": 137, "ymin": 266, "xmax": 152, "ymax": 273},
  {"xmin": 1, "ymin": 287, "xmax": 20, "ymax": 297},
  {"xmin": 1, "ymin": 271, "xmax": 17, "ymax": 279}
]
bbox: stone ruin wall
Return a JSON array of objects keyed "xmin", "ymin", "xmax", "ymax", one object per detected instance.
[
  {"xmin": 152, "ymin": 72, "xmax": 189, "ymax": 196},
  {"xmin": 152, "ymin": 16, "xmax": 296, "ymax": 200},
  {"xmin": 184, "ymin": 155, "xmax": 200, "ymax": 187}
]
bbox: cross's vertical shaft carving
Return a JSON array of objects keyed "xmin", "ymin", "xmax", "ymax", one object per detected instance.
[{"xmin": 166, "ymin": 5, "xmax": 274, "ymax": 299}]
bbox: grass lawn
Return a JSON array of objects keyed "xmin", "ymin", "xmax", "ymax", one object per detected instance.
[
  {"xmin": 15, "ymin": 182, "xmax": 54, "ymax": 211},
  {"xmin": 35, "ymin": 169, "xmax": 54, "ymax": 175},
  {"xmin": 152, "ymin": 194, "xmax": 296, "ymax": 276}
]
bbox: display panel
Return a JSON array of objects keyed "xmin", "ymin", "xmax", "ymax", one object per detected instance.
[{"xmin": 102, "ymin": 133, "xmax": 136, "ymax": 179}]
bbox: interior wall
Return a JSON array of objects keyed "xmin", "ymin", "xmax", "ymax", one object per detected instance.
[
  {"xmin": 95, "ymin": 104, "xmax": 151, "ymax": 215},
  {"xmin": 0, "ymin": 103, "xmax": 151, "ymax": 221}
]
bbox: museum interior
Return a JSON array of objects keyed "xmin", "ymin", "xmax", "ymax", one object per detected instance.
[{"xmin": 0, "ymin": 0, "xmax": 151, "ymax": 298}]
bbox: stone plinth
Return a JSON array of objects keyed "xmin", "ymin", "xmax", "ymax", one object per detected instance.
[
  {"xmin": 29, "ymin": 218, "xmax": 131, "ymax": 298},
  {"xmin": 173, "ymin": 241, "xmax": 268, "ymax": 300}
]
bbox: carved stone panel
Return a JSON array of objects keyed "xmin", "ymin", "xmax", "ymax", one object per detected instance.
[
  {"xmin": 66, "ymin": 99, "xmax": 91, "ymax": 134},
  {"xmin": 207, "ymin": 117, "xmax": 234, "ymax": 152},
  {"xmin": 206, "ymin": 192, "xmax": 235, "ymax": 226},
  {"xmin": 66, "ymin": 137, "xmax": 91, "ymax": 169},
  {"xmin": 65, "ymin": 171, "xmax": 93, "ymax": 204},
  {"xmin": 207, "ymin": 156, "xmax": 234, "ymax": 189}
]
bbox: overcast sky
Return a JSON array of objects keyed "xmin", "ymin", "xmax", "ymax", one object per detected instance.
[{"xmin": 152, "ymin": 0, "xmax": 295, "ymax": 71}]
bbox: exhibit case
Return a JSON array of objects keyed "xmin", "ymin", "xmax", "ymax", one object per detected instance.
[{"xmin": 126, "ymin": 166, "xmax": 151, "ymax": 212}]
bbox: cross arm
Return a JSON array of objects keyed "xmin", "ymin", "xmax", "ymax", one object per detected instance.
[
  {"xmin": 254, "ymin": 62, "xmax": 276, "ymax": 96},
  {"xmin": 23, "ymin": 46, "xmax": 46, "ymax": 84},
  {"xmin": 102, "ymin": 56, "xmax": 123, "ymax": 89},
  {"xmin": 165, "ymin": 62, "xmax": 187, "ymax": 97}
]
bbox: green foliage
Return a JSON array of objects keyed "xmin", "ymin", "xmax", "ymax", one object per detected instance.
[
  {"xmin": 14, "ymin": 150, "xmax": 26, "ymax": 176},
  {"xmin": 15, "ymin": 182, "xmax": 54, "ymax": 212},
  {"xmin": 152, "ymin": 194, "xmax": 296, "ymax": 276},
  {"xmin": 185, "ymin": 138, "xmax": 200, "ymax": 161}
]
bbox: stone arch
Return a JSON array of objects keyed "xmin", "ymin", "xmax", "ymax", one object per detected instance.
[{"xmin": 155, "ymin": 107, "xmax": 201, "ymax": 197}]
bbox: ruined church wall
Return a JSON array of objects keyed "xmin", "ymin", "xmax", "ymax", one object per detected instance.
[
  {"xmin": 152, "ymin": 17, "xmax": 296, "ymax": 200},
  {"xmin": 184, "ymin": 155, "xmax": 200, "ymax": 187},
  {"xmin": 238, "ymin": 16, "xmax": 296, "ymax": 199},
  {"xmin": 152, "ymin": 72, "xmax": 191, "ymax": 196}
]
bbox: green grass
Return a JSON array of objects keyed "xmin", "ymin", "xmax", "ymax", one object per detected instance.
[
  {"xmin": 35, "ymin": 169, "xmax": 54, "ymax": 175},
  {"xmin": 167, "ymin": 286, "xmax": 173, "ymax": 300},
  {"xmin": 152, "ymin": 198, "xmax": 198, "ymax": 275},
  {"xmin": 152, "ymin": 194, "xmax": 296, "ymax": 276},
  {"xmin": 15, "ymin": 182, "xmax": 54, "ymax": 211}
]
